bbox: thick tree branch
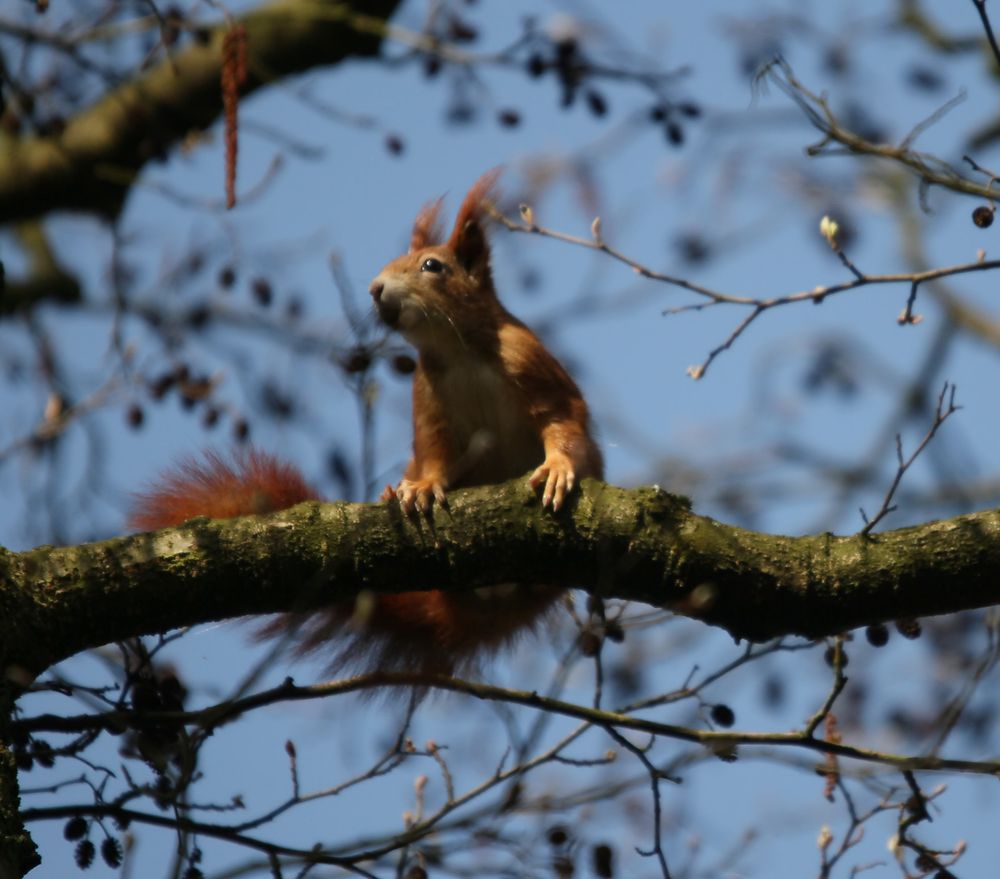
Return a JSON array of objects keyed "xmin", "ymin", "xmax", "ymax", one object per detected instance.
[
  {"xmin": 4, "ymin": 479, "xmax": 1000, "ymax": 681},
  {"xmin": 0, "ymin": 0, "xmax": 401, "ymax": 224}
]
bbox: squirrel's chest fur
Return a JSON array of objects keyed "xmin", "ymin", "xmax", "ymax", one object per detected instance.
[{"xmin": 425, "ymin": 355, "xmax": 542, "ymax": 487}]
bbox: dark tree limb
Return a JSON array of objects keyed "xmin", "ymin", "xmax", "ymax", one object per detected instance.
[
  {"xmin": 4, "ymin": 478, "xmax": 1000, "ymax": 680},
  {"xmin": 0, "ymin": 0, "xmax": 402, "ymax": 225},
  {"xmin": 0, "ymin": 704, "xmax": 39, "ymax": 875}
]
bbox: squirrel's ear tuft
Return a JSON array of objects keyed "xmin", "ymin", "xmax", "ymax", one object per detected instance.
[
  {"xmin": 410, "ymin": 196, "xmax": 446, "ymax": 252},
  {"xmin": 449, "ymin": 167, "xmax": 502, "ymax": 275}
]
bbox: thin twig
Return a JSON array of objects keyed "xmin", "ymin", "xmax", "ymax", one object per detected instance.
[
  {"xmin": 859, "ymin": 383, "xmax": 961, "ymax": 535},
  {"xmin": 19, "ymin": 670, "xmax": 1000, "ymax": 776},
  {"xmin": 604, "ymin": 727, "xmax": 674, "ymax": 879},
  {"xmin": 972, "ymin": 0, "xmax": 1000, "ymax": 71},
  {"xmin": 493, "ymin": 204, "xmax": 1000, "ymax": 377}
]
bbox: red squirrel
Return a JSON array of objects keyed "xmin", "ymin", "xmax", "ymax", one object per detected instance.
[{"xmin": 129, "ymin": 170, "xmax": 603, "ymax": 677}]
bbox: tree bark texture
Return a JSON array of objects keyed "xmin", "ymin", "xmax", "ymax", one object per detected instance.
[{"xmin": 3, "ymin": 479, "xmax": 999, "ymax": 679}]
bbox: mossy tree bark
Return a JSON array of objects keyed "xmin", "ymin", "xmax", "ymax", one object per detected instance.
[{"xmin": 4, "ymin": 479, "xmax": 1000, "ymax": 676}]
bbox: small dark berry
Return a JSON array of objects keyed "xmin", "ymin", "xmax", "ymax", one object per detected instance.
[
  {"xmin": 823, "ymin": 645, "xmax": 848, "ymax": 668},
  {"xmin": 649, "ymin": 105, "xmax": 666, "ymax": 122},
  {"xmin": 665, "ymin": 121, "xmax": 684, "ymax": 145},
  {"xmin": 554, "ymin": 38, "xmax": 577, "ymax": 63},
  {"xmin": 578, "ymin": 629, "xmax": 602, "ymax": 657},
  {"xmin": 218, "ymin": 265, "xmax": 236, "ymax": 289},
  {"xmin": 675, "ymin": 232, "xmax": 711, "ymax": 265},
  {"xmin": 101, "ymin": 837, "xmax": 123, "ymax": 868},
  {"xmin": 972, "ymin": 205, "xmax": 994, "ymax": 228},
  {"xmin": 423, "ymin": 54, "xmax": 442, "ymax": 78},
  {"xmin": 604, "ymin": 620, "xmax": 625, "ymax": 643},
  {"xmin": 907, "ymin": 65, "xmax": 944, "ymax": 92},
  {"xmin": 202, "ymin": 407, "xmax": 220, "ymax": 428},
  {"xmin": 547, "ymin": 825, "xmax": 570, "ymax": 846},
  {"xmin": 385, "ymin": 133, "xmax": 405, "ymax": 155},
  {"xmin": 526, "ymin": 53, "xmax": 546, "ymax": 77},
  {"xmin": 187, "ymin": 305, "xmax": 210, "ymax": 328},
  {"xmin": 585, "ymin": 89, "xmax": 608, "ymax": 117},
  {"xmin": 150, "ymin": 372, "xmax": 177, "ymax": 400},
  {"xmin": 392, "ymin": 354, "xmax": 417, "ymax": 375},
  {"xmin": 32, "ymin": 739, "xmax": 55, "ymax": 768},
  {"xmin": 677, "ymin": 101, "xmax": 702, "ymax": 118},
  {"xmin": 251, "ymin": 277, "xmax": 272, "ymax": 306},
  {"xmin": 447, "ymin": 15, "xmax": 478, "ymax": 42},
  {"xmin": 896, "ymin": 618, "xmax": 922, "ymax": 639},
  {"xmin": 710, "ymin": 703, "xmax": 735, "ymax": 728},
  {"xmin": 75, "ymin": 839, "xmax": 96, "ymax": 869},
  {"xmin": 261, "ymin": 381, "xmax": 294, "ymax": 419},
  {"xmin": 865, "ymin": 623, "xmax": 889, "ymax": 647},
  {"xmin": 592, "ymin": 843, "xmax": 614, "ymax": 878},
  {"xmin": 342, "ymin": 347, "xmax": 372, "ymax": 374},
  {"xmin": 126, "ymin": 404, "xmax": 145, "ymax": 429},
  {"xmin": 63, "ymin": 816, "xmax": 88, "ymax": 840},
  {"xmin": 497, "ymin": 108, "xmax": 521, "ymax": 128},
  {"xmin": 553, "ymin": 854, "xmax": 574, "ymax": 878},
  {"xmin": 233, "ymin": 418, "xmax": 250, "ymax": 443}
]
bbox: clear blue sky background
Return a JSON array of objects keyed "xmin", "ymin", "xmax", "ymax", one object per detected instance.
[{"xmin": 6, "ymin": 0, "xmax": 1000, "ymax": 876}]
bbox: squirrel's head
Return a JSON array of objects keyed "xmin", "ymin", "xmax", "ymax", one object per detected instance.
[{"xmin": 369, "ymin": 169, "xmax": 503, "ymax": 349}]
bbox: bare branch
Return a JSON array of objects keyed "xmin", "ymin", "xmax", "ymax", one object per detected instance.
[
  {"xmin": 860, "ymin": 383, "xmax": 961, "ymax": 536},
  {"xmin": 493, "ymin": 206, "xmax": 1000, "ymax": 377},
  {"xmin": 971, "ymin": 0, "xmax": 1000, "ymax": 71}
]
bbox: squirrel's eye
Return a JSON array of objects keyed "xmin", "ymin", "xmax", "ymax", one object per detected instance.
[{"xmin": 421, "ymin": 257, "xmax": 444, "ymax": 273}]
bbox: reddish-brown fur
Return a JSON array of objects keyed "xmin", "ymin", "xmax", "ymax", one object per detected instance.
[
  {"xmin": 130, "ymin": 170, "xmax": 602, "ymax": 679},
  {"xmin": 128, "ymin": 449, "xmax": 317, "ymax": 533}
]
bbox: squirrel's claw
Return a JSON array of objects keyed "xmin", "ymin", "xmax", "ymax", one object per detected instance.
[
  {"xmin": 396, "ymin": 477, "xmax": 448, "ymax": 514},
  {"xmin": 529, "ymin": 453, "xmax": 576, "ymax": 511}
]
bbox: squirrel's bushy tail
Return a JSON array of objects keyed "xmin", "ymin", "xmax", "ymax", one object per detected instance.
[{"xmin": 129, "ymin": 449, "xmax": 561, "ymax": 678}]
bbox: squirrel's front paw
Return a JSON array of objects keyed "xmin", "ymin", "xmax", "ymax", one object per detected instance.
[
  {"xmin": 529, "ymin": 452, "xmax": 576, "ymax": 511},
  {"xmin": 396, "ymin": 477, "xmax": 448, "ymax": 514}
]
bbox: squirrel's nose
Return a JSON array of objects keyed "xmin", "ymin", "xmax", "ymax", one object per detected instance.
[{"xmin": 369, "ymin": 280, "xmax": 384, "ymax": 302}]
